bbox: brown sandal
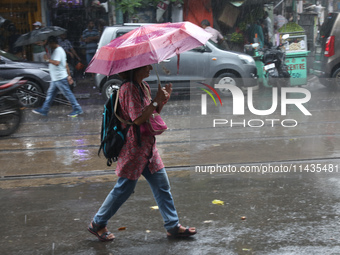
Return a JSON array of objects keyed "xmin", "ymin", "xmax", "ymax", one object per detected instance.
[{"xmin": 88, "ymin": 221, "xmax": 115, "ymax": 242}]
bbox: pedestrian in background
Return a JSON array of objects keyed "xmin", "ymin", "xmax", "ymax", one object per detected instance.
[
  {"xmin": 7, "ymin": 23, "xmax": 26, "ymax": 60},
  {"xmin": 58, "ymin": 33, "xmax": 81, "ymax": 69},
  {"xmin": 201, "ymin": 19, "xmax": 224, "ymax": 44},
  {"xmin": 247, "ymin": 19, "xmax": 265, "ymax": 48},
  {"xmin": 32, "ymin": 21, "xmax": 47, "ymax": 62},
  {"xmin": 97, "ymin": 18, "xmax": 107, "ymax": 37},
  {"xmin": 0, "ymin": 28, "xmax": 5, "ymax": 51},
  {"xmin": 32, "ymin": 36, "xmax": 83, "ymax": 117},
  {"xmin": 274, "ymin": 10, "xmax": 288, "ymax": 33},
  {"xmin": 263, "ymin": 11, "xmax": 273, "ymax": 46},
  {"xmin": 81, "ymin": 20, "xmax": 99, "ymax": 66}
]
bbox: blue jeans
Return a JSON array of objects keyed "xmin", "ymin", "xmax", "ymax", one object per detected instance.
[
  {"xmin": 86, "ymin": 52, "xmax": 95, "ymax": 65},
  {"xmin": 40, "ymin": 77, "xmax": 82, "ymax": 113},
  {"xmin": 93, "ymin": 167, "xmax": 179, "ymax": 231}
]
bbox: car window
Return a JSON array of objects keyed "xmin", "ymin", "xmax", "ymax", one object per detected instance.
[
  {"xmin": 207, "ymin": 39, "xmax": 228, "ymax": 51},
  {"xmin": 98, "ymin": 29, "xmax": 115, "ymax": 47},
  {"xmin": 116, "ymin": 31, "xmax": 128, "ymax": 38},
  {"xmin": 0, "ymin": 50, "xmax": 19, "ymax": 61},
  {"xmin": 190, "ymin": 46, "xmax": 206, "ymax": 52},
  {"xmin": 98, "ymin": 28, "xmax": 133, "ymax": 48},
  {"xmin": 320, "ymin": 13, "xmax": 338, "ymax": 39}
]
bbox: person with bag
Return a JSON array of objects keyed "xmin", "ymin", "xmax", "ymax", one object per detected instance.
[
  {"xmin": 58, "ymin": 33, "xmax": 82, "ymax": 70},
  {"xmin": 88, "ymin": 65, "xmax": 197, "ymax": 241},
  {"xmin": 32, "ymin": 36, "xmax": 83, "ymax": 117}
]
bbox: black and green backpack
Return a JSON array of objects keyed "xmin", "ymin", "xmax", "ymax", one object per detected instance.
[{"xmin": 98, "ymin": 83, "xmax": 132, "ymax": 166}]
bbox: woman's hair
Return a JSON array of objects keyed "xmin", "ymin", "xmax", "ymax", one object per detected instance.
[
  {"xmin": 119, "ymin": 66, "xmax": 145, "ymax": 82},
  {"xmin": 119, "ymin": 70, "xmax": 134, "ymax": 82}
]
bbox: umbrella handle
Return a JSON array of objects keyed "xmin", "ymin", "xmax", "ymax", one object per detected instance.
[
  {"xmin": 154, "ymin": 65, "xmax": 161, "ymax": 86},
  {"xmin": 176, "ymin": 48, "xmax": 180, "ymax": 75}
]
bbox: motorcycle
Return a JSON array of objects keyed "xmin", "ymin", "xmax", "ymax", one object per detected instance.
[
  {"xmin": 254, "ymin": 34, "xmax": 291, "ymax": 89},
  {"xmin": 0, "ymin": 77, "xmax": 27, "ymax": 136}
]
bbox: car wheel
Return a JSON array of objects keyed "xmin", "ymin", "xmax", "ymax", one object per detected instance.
[
  {"xmin": 16, "ymin": 81, "xmax": 43, "ymax": 108},
  {"xmin": 331, "ymin": 68, "xmax": 340, "ymax": 89},
  {"xmin": 102, "ymin": 78, "xmax": 122, "ymax": 101},
  {"xmin": 213, "ymin": 72, "xmax": 239, "ymax": 97}
]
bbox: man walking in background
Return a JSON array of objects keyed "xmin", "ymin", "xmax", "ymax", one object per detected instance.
[{"xmin": 32, "ymin": 36, "xmax": 83, "ymax": 117}]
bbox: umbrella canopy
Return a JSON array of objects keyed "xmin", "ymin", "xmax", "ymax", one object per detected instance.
[
  {"xmin": 86, "ymin": 22, "xmax": 212, "ymax": 76},
  {"xmin": 14, "ymin": 26, "xmax": 67, "ymax": 47},
  {"xmin": 0, "ymin": 15, "xmax": 10, "ymax": 28}
]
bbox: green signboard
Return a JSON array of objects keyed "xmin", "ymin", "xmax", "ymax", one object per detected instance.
[{"xmin": 285, "ymin": 51, "xmax": 309, "ymax": 86}]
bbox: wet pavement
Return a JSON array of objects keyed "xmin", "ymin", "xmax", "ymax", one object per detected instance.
[
  {"xmin": 2, "ymin": 169, "xmax": 340, "ymax": 254},
  {"xmin": 1, "ymin": 76, "xmax": 340, "ymax": 254}
]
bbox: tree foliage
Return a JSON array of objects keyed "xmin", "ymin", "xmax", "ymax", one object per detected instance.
[
  {"xmin": 115, "ymin": 0, "xmax": 183, "ymax": 17},
  {"xmin": 116, "ymin": 0, "xmax": 142, "ymax": 17}
]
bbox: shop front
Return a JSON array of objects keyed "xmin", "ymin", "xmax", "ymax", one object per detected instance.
[
  {"xmin": 0, "ymin": 0, "xmax": 41, "ymax": 35},
  {"xmin": 48, "ymin": 0, "xmax": 108, "ymax": 63},
  {"xmin": 0, "ymin": 0, "xmax": 42, "ymax": 59}
]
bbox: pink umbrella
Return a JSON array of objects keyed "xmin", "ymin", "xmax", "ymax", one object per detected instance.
[{"xmin": 85, "ymin": 22, "xmax": 212, "ymax": 76}]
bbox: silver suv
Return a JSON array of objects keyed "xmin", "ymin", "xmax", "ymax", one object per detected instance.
[
  {"xmin": 313, "ymin": 12, "xmax": 340, "ymax": 88},
  {"xmin": 94, "ymin": 24, "xmax": 258, "ymax": 100}
]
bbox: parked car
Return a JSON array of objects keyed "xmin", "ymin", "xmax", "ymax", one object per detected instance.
[
  {"xmin": 312, "ymin": 12, "xmax": 340, "ymax": 88},
  {"xmin": 0, "ymin": 50, "xmax": 50, "ymax": 107},
  {"xmin": 94, "ymin": 24, "xmax": 258, "ymax": 101}
]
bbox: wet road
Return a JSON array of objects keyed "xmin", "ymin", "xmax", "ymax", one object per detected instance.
[
  {"xmin": 3, "ymin": 77, "xmax": 340, "ymax": 180},
  {"xmin": 0, "ymin": 85, "xmax": 191, "ymax": 182},
  {"xmin": 1, "ymin": 77, "xmax": 340, "ymax": 254},
  {"xmin": 189, "ymin": 77, "xmax": 340, "ymax": 166},
  {"xmin": 2, "ymin": 169, "xmax": 340, "ymax": 254}
]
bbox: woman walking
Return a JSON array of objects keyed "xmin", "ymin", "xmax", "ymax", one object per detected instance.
[{"xmin": 88, "ymin": 65, "xmax": 196, "ymax": 241}]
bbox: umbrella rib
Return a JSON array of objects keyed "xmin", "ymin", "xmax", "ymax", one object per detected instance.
[
  {"xmin": 146, "ymin": 35, "xmax": 163, "ymax": 86},
  {"xmin": 147, "ymin": 33, "xmax": 159, "ymax": 63}
]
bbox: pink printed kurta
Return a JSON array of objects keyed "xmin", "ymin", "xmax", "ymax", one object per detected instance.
[{"xmin": 115, "ymin": 81, "xmax": 164, "ymax": 180}]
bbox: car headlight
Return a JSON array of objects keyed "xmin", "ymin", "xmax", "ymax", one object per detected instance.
[
  {"xmin": 238, "ymin": 55, "xmax": 255, "ymax": 65},
  {"xmin": 40, "ymin": 68, "xmax": 50, "ymax": 73}
]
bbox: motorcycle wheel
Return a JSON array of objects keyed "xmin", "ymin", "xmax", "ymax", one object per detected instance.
[
  {"xmin": 0, "ymin": 108, "xmax": 22, "ymax": 136},
  {"xmin": 267, "ymin": 75, "xmax": 278, "ymax": 88}
]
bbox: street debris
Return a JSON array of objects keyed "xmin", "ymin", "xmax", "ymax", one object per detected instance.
[{"xmin": 212, "ymin": 199, "xmax": 224, "ymax": 205}]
